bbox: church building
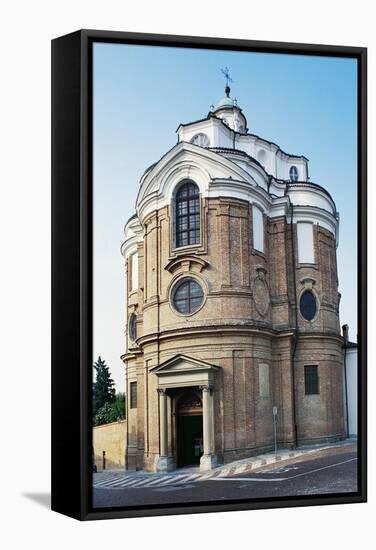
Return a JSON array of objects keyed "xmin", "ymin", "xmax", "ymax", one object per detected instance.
[{"xmin": 121, "ymin": 82, "xmax": 346, "ymax": 472}]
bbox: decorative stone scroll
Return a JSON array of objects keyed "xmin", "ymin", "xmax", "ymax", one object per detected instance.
[
  {"xmin": 252, "ymin": 266, "xmax": 270, "ymax": 317},
  {"xmin": 300, "ymin": 276, "xmax": 316, "ymax": 290}
]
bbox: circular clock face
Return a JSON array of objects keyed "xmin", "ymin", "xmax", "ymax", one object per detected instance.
[{"xmin": 190, "ymin": 133, "xmax": 210, "ymax": 148}]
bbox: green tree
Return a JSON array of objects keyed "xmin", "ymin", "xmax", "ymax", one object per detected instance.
[
  {"xmin": 93, "ymin": 393, "xmax": 126, "ymax": 426},
  {"xmin": 92, "ymin": 356, "xmax": 115, "ymax": 418},
  {"xmin": 93, "ymin": 402, "xmax": 113, "ymax": 426},
  {"xmin": 111, "ymin": 392, "xmax": 126, "ymax": 421}
]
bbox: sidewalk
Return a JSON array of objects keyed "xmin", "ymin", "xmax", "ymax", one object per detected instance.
[{"xmin": 212, "ymin": 437, "xmax": 357, "ymax": 478}]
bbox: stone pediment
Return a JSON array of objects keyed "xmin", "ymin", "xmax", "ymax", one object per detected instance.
[
  {"xmin": 151, "ymin": 355, "xmax": 219, "ymax": 374},
  {"xmin": 150, "ymin": 355, "xmax": 220, "ymax": 389}
]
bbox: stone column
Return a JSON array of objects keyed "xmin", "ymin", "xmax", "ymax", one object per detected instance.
[
  {"xmin": 155, "ymin": 388, "xmax": 174, "ymax": 472},
  {"xmin": 159, "ymin": 388, "xmax": 168, "ymax": 457},
  {"xmin": 200, "ymin": 385, "xmax": 218, "ymax": 471}
]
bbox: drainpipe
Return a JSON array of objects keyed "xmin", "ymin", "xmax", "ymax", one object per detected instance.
[
  {"xmin": 342, "ymin": 324, "xmax": 350, "ymax": 438},
  {"xmin": 290, "ymin": 201, "xmax": 299, "ymax": 449}
]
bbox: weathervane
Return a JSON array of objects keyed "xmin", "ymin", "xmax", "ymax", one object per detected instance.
[{"xmin": 221, "ymin": 67, "xmax": 233, "ymax": 96}]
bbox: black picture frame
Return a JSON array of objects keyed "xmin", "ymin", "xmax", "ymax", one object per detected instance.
[{"xmin": 51, "ymin": 29, "xmax": 367, "ymax": 521}]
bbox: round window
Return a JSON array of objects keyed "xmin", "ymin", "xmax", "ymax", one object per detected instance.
[
  {"xmin": 128, "ymin": 313, "xmax": 137, "ymax": 340},
  {"xmin": 172, "ymin": 278, "xmax": 204, "ymax": 315},
  {"xmin": 299, "ymin": 290, "xmax": 317, "ymax": 321}
]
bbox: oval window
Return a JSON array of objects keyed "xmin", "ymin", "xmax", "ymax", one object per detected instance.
[
  {"xmin": 289, "ymin": 166, "xmax": 299, "ymax": 181},
  {"xmin": 128, "ymin": 313, "xmax": 137, "ymax": 340},
  {"xmin": 172, "ymin": 278, "xmax": 204, "ymax": 315},
  {"xmin": 299, "ymin": 290, "xmax": 317, "ymax": 321}
]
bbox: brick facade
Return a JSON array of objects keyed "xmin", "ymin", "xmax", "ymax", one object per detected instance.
[{"xmin": 122, "ymin": 196, "xmax": 345, "ymax": 471}]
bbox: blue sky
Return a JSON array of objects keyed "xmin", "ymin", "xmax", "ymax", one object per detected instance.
[{"xmin": 93, "ymin": 42, "xmax": 357, "ymax": 389}]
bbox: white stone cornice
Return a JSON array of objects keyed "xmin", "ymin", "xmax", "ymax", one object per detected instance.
[
  {"xmin": 287, "ymin": 183, "xmax": 336, "ymax": 214},
  {"xmin": 126, "ymin": 137, "xmax": 338, "ymax": 245},
  {"xmin": 136, "ymin": 142, "xmax": 269, "ymax": 220},
  {"xmin": 121, "ymin": 215, "xmax": 143, "ymax": 257},
  {"xmin": 269, "ymin": 196, "xmax": 290, "ymax": 219},
  {"xmin": 208, "ymin": 178, "xmax": 271, "ymax": 212},
  {"xmin": 289, "ymin": 205, "xmax": 338, "ymax": 237}
]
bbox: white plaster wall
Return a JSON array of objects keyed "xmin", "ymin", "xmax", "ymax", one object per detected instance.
[
  {"xmin": 134, "ymin": 142, "xmax": 338, "ymax": 239},
  {"xmin": 253, "ymin": 204, "xmax": 264, "ymax": 252},
  {"xmin": 297, "ymin": 222, "xmax": 314, "ymax": 263},
  {"xmin": 178, "ymin": 119, "xmax": 310, "ymax": 182},
  {"xmin": 130, "ymin": 252, "xmax": 138, "ymax": 292},
  {"xmin": 288, "ymin": 187, "xmax": 335, "ymax": 214},
  {"xmin": 178, "ymin": 120, "xmax": 216, "ymax": 147},
  {"xmin": 344, "ymin": 347, "xmax": 358, "ymax": 436}
]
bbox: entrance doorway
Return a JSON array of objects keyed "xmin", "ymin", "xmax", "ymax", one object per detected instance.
[{"xmin": 176, "ymin": 390, "xmax": 203, "ymax": 467}]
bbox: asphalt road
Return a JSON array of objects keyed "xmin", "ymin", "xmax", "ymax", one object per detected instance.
[{"xmin": 92, "ymin": 445, "xmax": 358, "ymax": 509}]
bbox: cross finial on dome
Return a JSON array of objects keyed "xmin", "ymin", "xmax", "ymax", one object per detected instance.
[{"xmin": 221, "ymin": 67, "xmax": 233, "ymax": 97}]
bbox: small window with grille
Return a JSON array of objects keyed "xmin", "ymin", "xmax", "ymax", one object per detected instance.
[
  {"xmin": 130, "ymin": 382, "xmax": 137, "ymax": 408},
  {"xmin": 304, "ymin": 365, "xmax": 319, "ymax": 395}
]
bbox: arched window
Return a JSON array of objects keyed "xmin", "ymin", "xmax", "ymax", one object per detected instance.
[
  {"xmin": 289, "ymin": 165, "xmax": 299, "ymax": 181},
  {"xmin": 175, "ymin": 181, "xmax": 200, "ymax": 248},
  {"xmin": 128, "ymin": 313, "xmax": 137, "ymax": 341},
  {"xmin": 190, "ymin": 133, "xmax": 210, "ymax": 147}
]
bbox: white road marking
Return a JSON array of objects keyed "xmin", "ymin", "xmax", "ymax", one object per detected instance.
[
  {"xmin": 96, "ymin": 478, "xmax": 130, "ymax": 487},
  {"xmin": 130, "ymin": 478, "xmax": 161, "ymax": 487},
  {"xmin": 234, "ymin": 464, "xmax": 247, "ymax": 475},
  {"xmin": 143, "ymin": 477, "xmax": 171, "ymax": 487},
  {"xmin": 157, "ymin": 474, "xmax": 189, "ymax": 486},
  {"xmin": 213, "ymin": 458, "xmax": 358, "ymax": 482},
  {"xmin": 94, "ymin": 472, "xmax": 207, "ymax": 489},
  {"xmin": 118, "ymin": 477, "xmax": 151, "ymax": 487},
  {"xmin": 180, "ymin": 474, "xmax": 202, "ymax": 483}
]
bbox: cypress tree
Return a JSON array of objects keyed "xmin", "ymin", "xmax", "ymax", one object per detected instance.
[{"xmin": 92, "ymin": 356, "xmax": 115, "ymax": 417}]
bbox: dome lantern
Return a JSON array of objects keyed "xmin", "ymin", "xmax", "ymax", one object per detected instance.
[{"xmin": 211, "ymin": 69, "xmax": 247, "ymax": 134}]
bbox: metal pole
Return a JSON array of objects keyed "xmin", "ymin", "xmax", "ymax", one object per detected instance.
[{"xmin": 273, "ymin": 406, "xmax": 278, "ymax": 454}]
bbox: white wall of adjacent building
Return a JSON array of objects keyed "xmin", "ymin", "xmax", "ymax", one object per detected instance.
[{"xmin": 344, "ymin": 346, "xmax": 358, "ymax": 437}]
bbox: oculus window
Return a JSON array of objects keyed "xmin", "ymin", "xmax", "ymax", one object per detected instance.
[
  {"xmin": 175, "ymin": 181, "xmax": 200, "ymax": 248},
  {"xmin": 300, "ymin": 290, "xmax": 317, "ymax": 321},
  {"xmin": 172, "ymin": 277, "xmax": 204, "ymax": 315}
]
